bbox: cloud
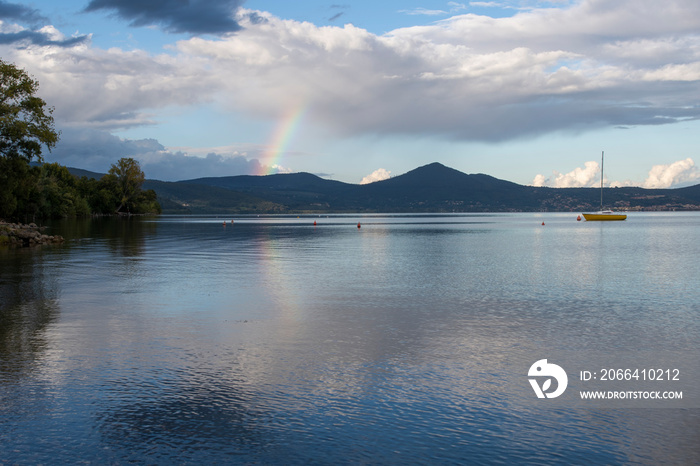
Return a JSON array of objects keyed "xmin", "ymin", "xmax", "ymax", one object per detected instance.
[
  {"xmin": 642, "ymin": 158, "xmax": 700, "ymax": 188},
  {"xmin": 469, "ymin": 2, "xmax": 501, "ymax": 7},
  {"xmin": 1, "ymin": 40, "xmax": 221, "ymax": 130},
  {"xmin": 175, "ymin": 2, "xmax": 700, "ymax": 142},
  {"xmin": 0, "ymin": 1, "xmax": 46, "ymax": 24},
  {"xmin": 0, "ymin": 2, "xmax": 90, "ymax": 47},
  {"xmin": 533, "ymin": 157, "xmax": 700, "ymax": 188},
  {"xmin": 399, "ymin": 8, "xmax": 448, "ymax": 16},
  {"xmin": 532, "ymin": 161, "xmax": 600, "ymax": 187},
  {"xmin": 360, "ymin": 168, "xmax": 392, "ymax": 184},
  {"xmin": 400, "ymin": 3, "xmax": 468, "ymax": 16},
  {"xmin": 268, "ymin": 163, "xmax": 294, "ymax": 174},
  {"xmin": 44, "ymin": 128, "xmax": 263, "ymax": 181},
  {"xmin": 327, "ymin": 4, "xmax": 349, "ymax": 22},
  {"xmin": 140, "ymin": 151, "xmax": 263, "ymax": 181},
  {"xmin": 4, "ymin": 0, "xmax": 700, "ymax": 144},
  {"xmin": 83, "ymin": 0, "xmax": 245, "ymax": 35},
  {"xmin": 0, "ymin": 26, "xmax": 90, "ymax": 47}
]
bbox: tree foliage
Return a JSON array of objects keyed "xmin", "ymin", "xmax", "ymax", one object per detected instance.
[
  {"xmin": 105, "ymin": 157, "xmax": 147, "ymax": 213},
  {"xmin": 0, "ymin": 59, "xmax": 59, "ymax": 163}
]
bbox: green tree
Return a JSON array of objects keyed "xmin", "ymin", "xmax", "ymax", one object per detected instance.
[
  {"xmin": 0, "ymin": 59, "xmax": 60, "ymax": 220},
  {"xmin": 0, "ymin": 59, "xmax": 59, "ymax": 163},
  {"xmin": 36, "ymin": 163, "xmax": 91, "ymax": 218},
  {"xmin": 132, "ymin": 188, "xmax": 161, "ymax": 215},
  {"xmin": 105, "ymin": 157, "xmax": 147, "ymax": 214}
]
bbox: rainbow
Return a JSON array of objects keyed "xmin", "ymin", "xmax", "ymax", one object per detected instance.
[{"xmin": 256, "ymin": 106, "xmax": 307, "ymax": 176}]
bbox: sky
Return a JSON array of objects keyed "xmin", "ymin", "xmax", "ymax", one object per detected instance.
[{"xmin": 2, "ymin": 0, "xmax": 700, "ymax": 188}]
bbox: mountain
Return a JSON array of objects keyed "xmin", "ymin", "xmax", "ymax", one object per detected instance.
[
  {"xmin": 66, "ymin": 167, "xmax": 105, "ymax": 180},
  {"xmin": 357, "ymin": 163, "xmax": 533, "ymax": 211},
  {"xmin": 179, "ymin": 162, "xmax": 532, "ymax": 212},
  {"xmin": 66, "ymin": 162, "xmax": 700, "ymax": 214},
  {"xmin": 143, "ymin": 180, "xmax": 285, "ymax": 214},
  {"xmin": 180, "ymin": 172, "xmax": 357, "ymax": 211}
]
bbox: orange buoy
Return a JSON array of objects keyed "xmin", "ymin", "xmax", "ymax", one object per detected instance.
[
  {"xmin": 576, "ymin": 215, "xmax": 581, "ymax": 221},
  {"xmin": 541, "ymin": 221, "xmax": 545, "ymax": 226},
  {"xmin": 357, "ymin": 222, "xmax": 361, "ymax": 229},
  {"xmin": 313, "ymin": 220, "xmax": 317, "ymax": 226}
]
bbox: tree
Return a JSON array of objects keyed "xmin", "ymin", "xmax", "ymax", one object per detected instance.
[
  {"xmin": 105, "ymin": 157, "xmax": 147, "ymax": 213},
  {"xmin": 0, "ymin": 60, "xmax": 59, "ymax": 220},
  {"xmin": 0, "ymin": 59, "xmax": 59, "ymax": 163},
  {"xmin": 36, "ymin": 163, "xmax": 91, "ymax": 218}
]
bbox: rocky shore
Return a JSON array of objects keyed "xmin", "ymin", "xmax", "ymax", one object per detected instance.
[{"xmin": 0, "ymin": 221, "xmax": 65, "ymax": 247}]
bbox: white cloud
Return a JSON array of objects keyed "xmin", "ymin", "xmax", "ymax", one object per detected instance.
[
  {"xmin": 269, "ymin": 163, "xmax": 294, "ymax": 174},
  {"xmin": 1, "ymin": 40, "xmax": 218, "ymax": 131},
  {"xmin": 399, "ymin": 2, "xmax": 468, "ymax": 16},
  {"xmin": 532, "ymin": 161, "xmax": 600, "ymax": 187},
  {"xmin": 533, "ymin": 157, "xmax": 700, "ymax": 188},
  {"xmin": 189, "ymin": 2, "xmax": 700, "ymax": 141},
  {"xmin": 642, "ymin": 158, "xmax": 700, "ymax": 188},
  {"xmin": 399, "ymin": 8, "xmax": 447, "ymax": 16},
  {"xmin": 360, "ymin": 168, "xmax": 392, "ymax": 184},
  {"xmin": 531, "ymin": 173, "xmax": 547, "ymax": 187},
  {"xmin": 3, "ymin": 0, "xmax": 700, "ymax": 144}
]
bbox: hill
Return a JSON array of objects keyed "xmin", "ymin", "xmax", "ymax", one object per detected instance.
[
  {"xmin": 142, "ymin": 180, "xmax": 286, "ymax": 214},
  {"xmin": 357, "ymin": 163, "xmax": 533, "ymax": 211},
  {"xmin": 66, "ymin": 167, "xmax": 105, "ymax": 180},
  {"xmin": 67, "ymin": 162, "xmax": 700, "ymax": 214}
]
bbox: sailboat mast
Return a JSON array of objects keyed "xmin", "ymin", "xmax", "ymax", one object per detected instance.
[{"xmin": 600, "ymin": 151, "xmax": 604, "ymax": 210}]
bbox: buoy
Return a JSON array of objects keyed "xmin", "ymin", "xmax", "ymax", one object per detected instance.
[
  {"xmin": 223, "ymin": 221, "xmax": 226, "ymax": 226},
  {"xmin": 231, "ymin": 220, "xmax": 234, "ymax": 224},
  {"xmin": 357, "ymin": 222, "xmax": 361, "ymax": 229},
  {"xmin": 541, "ymin": 221, "xmax": 545, "ymax": 226},
  {"xmin": 576, "ymin": 215, "xmax": 581, "ymax": 221},
  {"xmin": 313, "ymin": 220, "xmax": 317, "ymax": 226}
]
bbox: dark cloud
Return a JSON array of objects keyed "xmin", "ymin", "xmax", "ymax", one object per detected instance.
[
  {"xmin": 328, "ymin": 13, "xmax": 344, "ymax": 22},
  {"xmin": 0, "ymin": 1, "xmax": 46, "ymax": 24},
  {"xmin": 46, "ymin": 128, "xmax": 262, "ymax": 181},
  {"xmin": 328, "ymin": 4, "xmax": 348, "ymax": 22},
  {"xmin": 84, "ymin": 0, "xmax": 246, "ymax": 35},
  {"xmin": 0, "ymin": 30, "xmax": 90, "ymax": 47},
  {"xmin": 140, "ymin": 151, "xmax": 262, "ymax": 181},
  {"xmin": 0, "ymin": 1, "xmax": 89, "ymax": 47}
]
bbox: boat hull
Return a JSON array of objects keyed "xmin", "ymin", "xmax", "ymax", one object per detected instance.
[{"xmin": 582, "ymin": 212, "xmax": 627, "ymax": 221}]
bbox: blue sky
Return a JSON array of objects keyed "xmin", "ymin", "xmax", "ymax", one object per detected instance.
[{"xmin": 2, "ymin": 0, "xmax": 700, "ymax": 187}]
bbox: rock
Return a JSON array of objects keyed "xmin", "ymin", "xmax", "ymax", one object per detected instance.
[{"xmin": 0, "ymin": 220, "xmax": 65, "ymax": 247}]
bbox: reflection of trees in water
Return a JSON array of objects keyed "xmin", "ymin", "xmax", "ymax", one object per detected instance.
[
  {"xmin": 50, "ymin": 217, "xmax": 158, "ymax": 258},
  {"xmin": 0, "ymin": 249, "xmax": 60, "ymax": 374},
  {"xmin": 95, "ymin": 372, "xmax": 276, "ymax": 461}
]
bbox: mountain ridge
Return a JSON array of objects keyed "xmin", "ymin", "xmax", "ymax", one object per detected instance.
[{"xmin": 65, "ymin": 162, "xmax": 700, "ymax": 214}]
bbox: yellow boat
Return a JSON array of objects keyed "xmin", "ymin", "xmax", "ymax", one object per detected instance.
[
  {"xmin": 582, "ymin": 210, "xmax": 627, "ymax": 221},
  {"xmin": 582, "ymin": 151, "xmax": 627, "ymax": 221}
]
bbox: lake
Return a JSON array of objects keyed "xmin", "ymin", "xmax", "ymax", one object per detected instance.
[{"xmin": 1, "ymin": 212, "xmax": 699, "ymax": 464}]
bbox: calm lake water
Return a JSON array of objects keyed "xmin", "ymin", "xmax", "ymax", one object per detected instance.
[{"xmin": 1, "ymin": 213, "xmax": 699, "ymax": 464}]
